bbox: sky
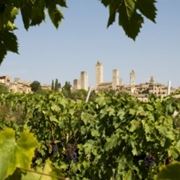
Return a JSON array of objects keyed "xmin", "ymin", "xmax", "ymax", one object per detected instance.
[{"xmin": 0, "ymin": 0, "xmax": 180, "ymax": 87}]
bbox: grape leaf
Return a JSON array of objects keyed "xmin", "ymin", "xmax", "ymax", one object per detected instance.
[
  {"xmin": 156, "ymin": 162, "xmax": 180, "ymax": 180},
  {"xmin": 48, "ymin": 6, "xmax": 63, "ymax": 28},
  {"xmin": 0, "ymin": 128, "xmax": 38, "ymax": 179},
  {"xmin": 137, "ymin": 0, "xmax": 157, "ymax": 23},
  {"xmin": 0, "ymin": 31, "xmax": 18, "ymax": 64}
]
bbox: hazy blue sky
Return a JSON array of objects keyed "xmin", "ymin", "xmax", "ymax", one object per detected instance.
[{"xmin": 0, "ymin": 0, "xmax": 180, "ymax": 87}]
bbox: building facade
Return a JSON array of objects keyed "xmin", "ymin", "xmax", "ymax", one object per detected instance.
[{"xmin": 0, "ymin": 76, "xmax": 32, "ymax": 93}]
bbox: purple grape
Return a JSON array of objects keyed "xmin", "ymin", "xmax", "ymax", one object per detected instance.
[{"xmin": 144, "ymin": 155, "xmax": 155, "ymax": 168}]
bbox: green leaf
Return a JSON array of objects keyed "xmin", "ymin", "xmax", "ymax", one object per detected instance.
[
  {"xmin": 156, "ymin": 162, "xmax": 180, "ymax": 180},
  {"xmin": 107, "ymin": 1, "xmax": 119, "ymax": 27},
  {"xmin": 51, "ymin": 104, "xmax": 60, "ymax": 112},
  {"xmin": 118, "ymin": 8, "xmax": 144, "ymax": 40},
  {"xmin": 48, "ymin": 6, "xmax": 63, "ymax": 28},
  {"xmin": 21, "ymin": 160, "xmax": 59, "ymax": 180},
  {"xmin": 0, "ymin": 128, "xmax": 38, "ymax": 179},
  {"xmin": 101, "ymin": 0, "xmax": 110, "ymax": 7},
  {"xmin": 102, "ymin": 0, "xmax": 156, "ymax": 40},
  {"xmin": 10, "ymin": 7, "xmax": 19, "ymax": 19},
  {"xmin": 1, "ymin": 31, "xmax": 18, "ymax": 52},
  {"xmin": 124, "ymin": 0, "xmax": 137, "ymax": 20},
  {"xmin": 31, "ymin": 0, "xmax": 45, "ymax": 26},
  {"xmin": 49, "ymin": 115, "xmax": 59, "ymax": 123},
  {"xmin": 56, "ymin": 0, "xmax": 67, "ymax": 7},
  {"xmin": 20, "ymin": 3, "xmax": 32, "ymax": 30},
  {"xmin": 0, "ymin": 42, "xmax": 7, "ymax": 64},
  {"xmin": 129, "ymin": 120, "xmax": 141, "ymax": 132},
  {"xmin": 91, "ymin": 129, "xmax": 100, "ymax": 137},
  {"xmin": 0, "ymin": 31, "xmax": 18, "ymax": 64},
  {"xmin": 137, "ymin": 0, "xmax": 157, "ymax": 23}
]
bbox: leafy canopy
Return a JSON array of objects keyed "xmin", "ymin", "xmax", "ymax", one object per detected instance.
[
  {"xmin": 0, "ymin": 0, "xmax": 157, "ymax": 64},
  {"xmin": 30, "ymin": 81, "xmax": 41, "ymax": 92}
]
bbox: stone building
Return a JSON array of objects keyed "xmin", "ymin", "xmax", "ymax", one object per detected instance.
[
  {"xmin": 130, "ymin": 70, "xmax": 136, "ymax": 94},
  {"xmin": 96, "ymin": 61, "xmax": 103, "ymax": 87},
  {"xmin": 0, "ymin": 75, "xmax": 31, "ymax": 93},
  {"xmin": 112, "ymin": 69, "xmax": 120, "ymax": 90},
  {"xmin": 80, "ymin": 71, "xmax": 88, "ymax": 90},
  {"xmin": 73, "ymin": 70, "xmax": 89, "ymax": 91},
  {"xmin": 96, "ymin": 62, "xmax": 122, "ymax": 90},
  {"xmin": 94, "ymin": 62, "xmax": 175, "ymax": 100},
  {"xmin": 0, "ymin": 76, "xmax": 11, "ymax": 85},
  {"xmin": 135, "ymin": 76, "xmax": 169, "ymax": 98},
  {"xmin": 73, "ymin": 79, "xmax": 80, "ymax": 90},
  {"xmin": 72, "ymin": 61, "xmax": 176, "ymax": 99}
]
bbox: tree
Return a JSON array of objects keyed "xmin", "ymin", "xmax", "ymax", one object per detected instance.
[
  {"xmin": 51, "ymin": 80, "xmax": 55, "ymax": 91},
  {"xmin": 51, "ymin": 79, "xmax": 61, "ymax": 91},
  {"xmin": 55, "ymin": 79, "xmax": 61, "ymax": 91},
  {"xmin": 0, "ymin": 0, "xmax": 157, "ymax": 64},
  {"xmin": 30, "ymin": 81, "xmax": 41, "ymax": 92},
  {"xmin": 62, "ymin": 81, "xmax": 72, "ymax": 98}
]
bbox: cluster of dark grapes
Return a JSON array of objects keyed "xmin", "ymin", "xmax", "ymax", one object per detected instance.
[
  {"xmin": 31, "ymin": 141, "xmax": 60, "ymax": 168},
  {"xmin": 50, "ymin": 141, "xmax": 59, "ymax": 156},
  {"xmin": 65, "ymin": 143, "xmax": 78, "ymax": 163},
  {"xmin": 133, "ymin": 154, "xmax": 155, "ymax": 169},
  {"xmin": 144, "ymin": 155, "xmax": 155, "ymax": 168},
  {"xmin": 31, "ymin": 148, "xmax": 44, "ymax": 168},
  {"xmin": 165, "ymin": 156, "xmax": 172, "ymax": 165}
]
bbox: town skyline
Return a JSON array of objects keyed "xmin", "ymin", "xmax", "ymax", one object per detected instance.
[
  {"xmin": 0, "ymin": 61, "xmax": 175, "ymax": 102},
  {"xmin": 0, "ymin": 60, "xmax": 177, "ymax": 89}
]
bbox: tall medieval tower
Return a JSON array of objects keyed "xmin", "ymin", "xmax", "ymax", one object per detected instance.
[
  {"xmin": 130, "ymin": 70, "xmax": 136, "ymax": 93},
  {"xmin": 80, "ymin": 71, "xmax": 88, "ymax": 90},
  {"xmin": 112, "ymin": 69, "xmax": 120, "ymax": 89},
  {"xmin": 96, "ymin": 61, "xmax": 103, "ymax": 87}
]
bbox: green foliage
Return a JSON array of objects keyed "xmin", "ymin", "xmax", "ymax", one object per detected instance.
[
  {"xmin": 0, "ymin": 91, "xmax": 180, "ymax": 179},
  {"xmin": 8, "ymin": 160, "xmax": 61, "ymax": 180},
  {"xmin": 0, "ymin": 30, "xmax": 18, "ymax": 62},
  {"xmin": 62, "ymin": 81, "xmax": 72, "ymax": 97},
  {"xmin": 156, "ymin": 162, "xmax": 180, "ymax": 180},
  {"xmin": 0, "ymin": 0, "xmax": 157, "ymax": 64},
  {"xmin": 101, "ymin": 0, "xmax": 157, "ymax": 40},
  {"xmin": 0, "ymin": 128, "xmax": 38, "ymax": 180},
  {"xmin": 30, "ymin": 81, "xmax": 41, "ymax": 92},
  {"xmin": 71, "ymin": 89, "xmax": 87, "ymax": 100},
  {"xmin": 0, "ymin": 0, "xmax": 66, "ymax": 64},
  {"xmin": 51, "ymin": 79, "xmax": 61, "ymax": 91}
]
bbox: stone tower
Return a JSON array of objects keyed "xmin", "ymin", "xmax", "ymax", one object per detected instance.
[
  {"xmin": 96, "ymin": 61, "xmax": 103, "ymax": 88},
  {"xmin": 112, "ymin": 69, "xmax": 120, "ymax": 89},
  {"xmin": 80, "ymin": 71, "xmax": 88, "ymax": 90},
  {"xmin": 149, "ymin": 76, "xmax": 155, "ymax": 84},
  {"xmin": 130, "ymin": 70, "xmax": 136, "ymax": 93},
  {"xmin": 167, "ymin": 80, "xmax": 171, "ymax": 95},
  {"xmin": 73, "ymin": 79, "xmax": 80, "ymax": 90}
]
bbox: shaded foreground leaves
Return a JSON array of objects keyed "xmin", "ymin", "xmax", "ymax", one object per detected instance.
[
  {"xmin": 0, "ymin": 0, "xmax": 157, "ymax": 63},
  {"xmin": 0, "ymin": 128, "xmax": 38, "ymax": 180}
]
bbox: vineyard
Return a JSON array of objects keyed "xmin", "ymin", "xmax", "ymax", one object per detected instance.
[{"xmin": 0, "ymin": 91, "xmax": 180, "ymax": 180}]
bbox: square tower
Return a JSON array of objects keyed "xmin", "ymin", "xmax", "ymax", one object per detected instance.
[{"xmin": 96, "ymin": 61, "xmax": 103, "ymax": 87}]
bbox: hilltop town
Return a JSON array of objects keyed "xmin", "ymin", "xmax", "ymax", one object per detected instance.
[
  {"xmin": 0, "ymin": 61, "xmax": 179, "ymax": 101},
  {"xmin": 0, "ymin": 76, "xmax": 50, "ymax": 93},
  {"xmin": 72, "ymin": 61, "xmax": 177, "ymax": 101}
]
